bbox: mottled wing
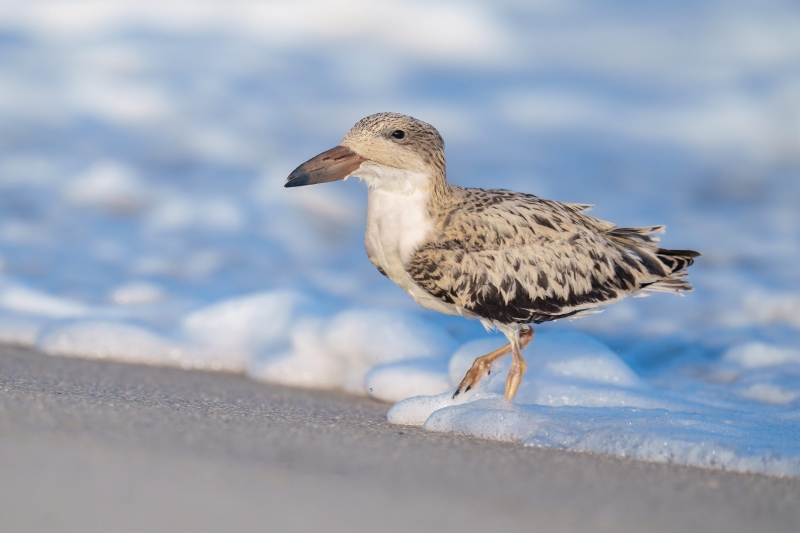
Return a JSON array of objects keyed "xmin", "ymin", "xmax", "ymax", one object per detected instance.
[{"xmin": 406, "ymin": 188, "xmax": 695, "ymax": 324}]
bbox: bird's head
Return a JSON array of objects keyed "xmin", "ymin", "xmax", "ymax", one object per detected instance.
[{"xmin": 285, "ymin": 112, "xmax": 446, "ymax": 193}]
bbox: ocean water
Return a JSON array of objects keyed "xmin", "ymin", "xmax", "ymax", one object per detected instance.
[{"xmin": 1, "ymin": 0, "xmax": 799, "ymax": 476}]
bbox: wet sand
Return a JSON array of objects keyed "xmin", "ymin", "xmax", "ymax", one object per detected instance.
[{"xmin": 1, "ymin": 345, "xmax": 798, "ymax": 533}]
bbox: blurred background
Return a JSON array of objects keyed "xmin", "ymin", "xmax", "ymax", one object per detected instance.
[{"xmin": 0, "ymin": 0, "xmax": 799, "ymax": 385}]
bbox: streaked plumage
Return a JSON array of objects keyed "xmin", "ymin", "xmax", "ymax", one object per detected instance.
[
  {"xmin": 407, "ymin": 188, "xmax": 697, "ymax": 325},
  {"xmin": 285, "ymin": 112, "xmax": 699, "ymax": 401}
]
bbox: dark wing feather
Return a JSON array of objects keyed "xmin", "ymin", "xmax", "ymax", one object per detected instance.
[{"xmin": 406, "ymin": 188, "xmax": 697, "ymax": 324}]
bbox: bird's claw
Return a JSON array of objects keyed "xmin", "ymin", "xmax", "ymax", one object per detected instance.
[
  {"xmin": 453, "ymin": 362, "xmax": 491, "ymax": 399},
  {"xmin": 452, "ymin": 384, "xmax": 472, "ymax": 399}
]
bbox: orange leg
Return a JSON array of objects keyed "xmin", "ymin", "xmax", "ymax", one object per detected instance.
[
  {"xmin": 504, "ymin": 328, "xmax": 533, "ymax": 401},
  {"xmin": 453, "ymin": 326, "xmax": 534, "ymax": 399}
]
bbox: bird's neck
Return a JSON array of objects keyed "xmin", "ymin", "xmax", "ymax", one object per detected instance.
[
  {"xmin": 360, "ymin": 162, "xmax": 453, "ymax": 210},
  {"xmin": 427, "ymin": 170, "xmax": 453, "ymax": 211},
  {"xmin": 424, "ymin": 155, "xmax": 452, "ymax": 209}
]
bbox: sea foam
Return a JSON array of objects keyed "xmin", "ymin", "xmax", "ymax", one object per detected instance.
[{"xmin": 1, "ymin": 0, "xmax": 799, "ymax": 478}]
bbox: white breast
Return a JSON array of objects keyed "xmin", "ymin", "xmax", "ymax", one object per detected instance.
[
  {"xmin": 358, "ymin": 163, "xmax": 467, "ymax": 317},
  {"xmin": 365, "ymin": 186, "xmax": 433, "ymax": 279}
]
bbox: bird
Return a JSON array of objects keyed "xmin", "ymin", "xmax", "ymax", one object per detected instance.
[{"xmin": 285, "ymin": 112, "xmax": 699, "ymax": 402}]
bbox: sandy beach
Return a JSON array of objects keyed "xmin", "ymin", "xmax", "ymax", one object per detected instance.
[
  {"xmin": 2, "ymin": 0, "xmax": 800, "ymax": 491},
  {"xmin": 1, "ymin": 344, "xmax": 797, "ymax": 533}
]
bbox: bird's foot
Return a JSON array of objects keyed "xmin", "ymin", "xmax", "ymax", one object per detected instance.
[
  {"xmin": 453, "ymin": 358, "xmax": 494, "ymax": 398},
  {"xmin": 453, "ymin": 345, "xmax": 511, "ymax": 398},
  {"xmin": 451, "ymin": 327, "xmax": 534, "ymax": 400}
]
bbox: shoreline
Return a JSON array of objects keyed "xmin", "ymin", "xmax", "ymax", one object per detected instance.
[{"xmin": 1, "ymin": 344, "xmax": 798, "ymax": 532}]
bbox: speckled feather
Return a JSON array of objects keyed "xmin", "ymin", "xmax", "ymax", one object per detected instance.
[{"xmin": 406, "ymin": 187, "xmax": 698, "ymax": 325}]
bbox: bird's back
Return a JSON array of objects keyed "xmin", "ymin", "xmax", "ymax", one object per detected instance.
[{"xmin": 406, "ymin": 186, "xmax": 699, "ymax": 325}]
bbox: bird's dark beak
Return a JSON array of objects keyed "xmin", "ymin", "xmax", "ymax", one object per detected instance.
[{"xmin": 285, "ymin": 146, "xmax": 365, "ymax": 188}]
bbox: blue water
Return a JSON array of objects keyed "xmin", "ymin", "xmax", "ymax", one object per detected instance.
[{"xmin": 0, "ymin": 0, "xmax": 798, "ymax": 475}]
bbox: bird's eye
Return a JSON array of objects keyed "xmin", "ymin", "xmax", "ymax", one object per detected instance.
[{"xmin": 391, "ymin": 130, "xmax": 405, "ymax": 140}]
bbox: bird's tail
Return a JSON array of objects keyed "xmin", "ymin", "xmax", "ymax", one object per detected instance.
[
  {"xmin": 607, "ymin": 226, "xmax": 700, "ymax": 295},
  {"xmin": 654, "ymin": 248, "xmax": 700, "ymax": 274}
]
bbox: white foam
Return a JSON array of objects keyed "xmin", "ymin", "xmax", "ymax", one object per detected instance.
[
  {"xmin": 0, "ymin": 1, "xmax": 511, "ymax": 65},
  {"xmin": 739, "ymin": 383, "xmax": 798, "ymax": 404},
  {"xmin": 723, "ymin": 342, "xmax": 800, "ymax": 368},
  {"xmin": 182, "ymin": 290, "xmax": 307, "ymax": 354},
  {"xmin": 366, "ymin": 358, "xmax": 450, "ymax": 403},
  {"xmin": 0, "ymin": 282, "xmax": 88, "ymax": 319},
  {"xmin": 109, "ymin": 282, "xmax": 165, "ymax": 305},
  {"xmin": 38, "ymin": 321, "xmax": 177, "ymax": 365},
  {"xmin": 741, "ymin": 290, "xmax": 800, "ymax": 328},
  {"xmin": 388, "ymin": 333, "xmax": 800, "ymax": 476},
  {"xmin": 146, "ymin": 196, "xmax": 244, "ymax": 233},
  {"xmin": 36, "ymin": 320, "xmax": 243, "ymax": 371},
  {"xmin": 63, "ymin": 159, "xmax": 149, "ymax": 212},
  {"xmin": 0, "ymin": 313, "xmax": 47, "ymax": 346},
  {"xmin": 250, "ymin": 308, "xmax": 454, "ymax": 395},
  {"xmin": 418, "ymin": 402, "xmax": 800, "ymax": 477}
]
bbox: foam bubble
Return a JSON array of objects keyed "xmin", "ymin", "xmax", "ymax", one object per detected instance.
[
  {"xmin": 63, "ymin": 160, "xmax": 149, "ymax": 212},
  {"xmin": 387, "ymin": 332, "xmax": 800, "ymax": 475},
  {"xmin": 0, "ymin": 313, "xmax": 46, "ymax": 346},
  {"xmin": 36, "ymin": 320, "xmax": 242, "ymax": 371},
  {"xmin": 365, "ymin": 358, "xmax": 450, "ymax": 403},
  {"xmin": 182, "ymin": 290, "xmax": 308, "ymax": 353},
  {"xmin": 723, "ymin": 342, "xmax": 800, "ymax": 368},
  {"xmin": 251, "ymin": 308, "xmax": 454, "ymax": 395},
  {"xmin": 146, "ymin": 196, "xmax": 244, "ymax": 233},
  {"xmin": 0, "ymin": 282, "xmax": 88, "ymax": 319},
  {"xmin": 109, "ymin": 282, "xmax": 165, "ymax": 305},
  {"xmin": 37, "ymin": 321, "xmax": 180, "ymax": 365}
]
